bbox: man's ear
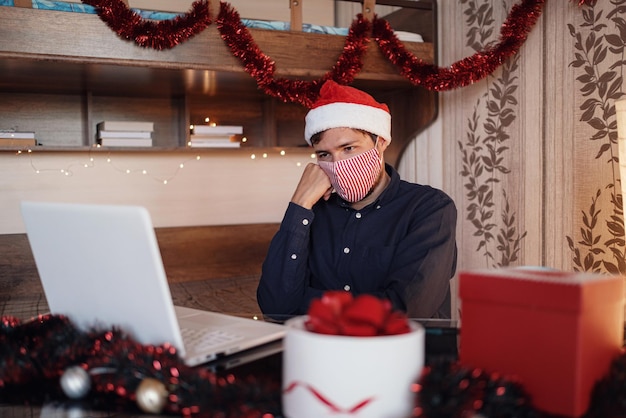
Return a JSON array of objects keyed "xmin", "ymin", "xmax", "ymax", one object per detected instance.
[{"xmin": 377, "ymin": 137, "xmax": 391, "ymax": 153}]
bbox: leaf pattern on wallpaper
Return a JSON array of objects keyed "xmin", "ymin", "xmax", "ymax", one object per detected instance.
[
  {"xmin": 458, "ymin": 0, "xmax": 527, "ymax": 267},
  {"xmin": 566, "ymin": 0, "xmax": 626, "ymax": 274}
]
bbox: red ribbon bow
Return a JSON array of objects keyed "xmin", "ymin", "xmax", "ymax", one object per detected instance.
[{"xmin": 305, "ymin": 291, "xmax": 411, "ymax": 336}]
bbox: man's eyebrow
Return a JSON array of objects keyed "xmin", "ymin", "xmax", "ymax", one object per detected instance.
[
  {"xmin": 338, "ymin": 139, "xmax": 361, "ymax": 149},
  {"xmin": 315, "ymin": 136, "xmax": 360, "ymax": 154},
  {"xmin": 334, "ymin": 137, "xmax": 360, "ymax": 148}
]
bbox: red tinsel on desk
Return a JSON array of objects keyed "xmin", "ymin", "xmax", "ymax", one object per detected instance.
[
  {"xmin": 0, "ymin": 314, "xmax": 282, "ymax": 417},
  {"xmin": 1, "ymin": 313, "xmax": 624, "ymax": 417}
]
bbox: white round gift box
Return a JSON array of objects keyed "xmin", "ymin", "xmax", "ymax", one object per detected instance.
[{"xmin": 282, "ymin": 316, "xmax": 425, "ymax": 418}]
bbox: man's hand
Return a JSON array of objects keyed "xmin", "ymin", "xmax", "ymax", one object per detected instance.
[{"xmin": 291, "ymin": 163, "xmax": 333, "ymax": 209}]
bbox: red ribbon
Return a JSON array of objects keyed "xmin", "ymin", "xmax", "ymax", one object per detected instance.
[{"xmin": 283, "ymin": 381, "xmax": 376, "ymax": 414}]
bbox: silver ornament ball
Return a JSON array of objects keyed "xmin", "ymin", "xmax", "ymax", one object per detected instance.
[
  {"xmin": 136, "ymin": 378, "xmax": 168, "ymax": 414},
  {"xmin": 60, "ymin": 366, "xmax": 91, "ymax": 399}
]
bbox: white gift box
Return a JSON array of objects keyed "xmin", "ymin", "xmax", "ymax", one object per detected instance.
[{"xmin": 282, "ymin": 316, "xmax": 425, "ymax": 418}]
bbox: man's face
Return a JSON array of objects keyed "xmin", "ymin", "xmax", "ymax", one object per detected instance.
[{"xmin": 313, "ymin": 128, "xmax": 384, "ymax": 163}]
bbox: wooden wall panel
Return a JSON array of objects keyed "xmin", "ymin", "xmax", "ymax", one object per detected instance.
[
  {"xmin": 542, "ymin": 0, "xmax": 578, "ymax": 270},
  {"xmin": 0, "ymin": 150, "xmax": 309, "ymax": 235}
]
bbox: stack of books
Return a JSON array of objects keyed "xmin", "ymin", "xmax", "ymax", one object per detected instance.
[
  {"xmin": 96, "ymin": 121, "xmax": 154, "ymax": 147},
  {"xmin": 0, "ymin": 131, "xmax": 37, "ymax": 147},
  {"xmin": 189, "ymin": 125, "xmax": 243, "ymax": 148}
]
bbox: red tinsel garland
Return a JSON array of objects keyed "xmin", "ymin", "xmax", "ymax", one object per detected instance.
[
  {"xmin": 0, "ymin": 314, "xmax": 282, "ymax": 416},
  {"xmin": 216, "ymin": 2, "xmax": 371, "ymax": 107},
  {"xmin": 81, "ymin": 0, "xmax": 212, "ymax": 50},
  {"xmin": 80, "ymin": 0, "xmax": 552, "ymax": 104},
  {"xmin": 372, "ymin": 0, "xmax": 546, "ymax": 91}
]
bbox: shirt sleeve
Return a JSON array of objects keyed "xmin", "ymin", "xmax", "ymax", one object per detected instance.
[{"xmin": 256, "ymin": 202, "xmax": 324, "ymax": 316}]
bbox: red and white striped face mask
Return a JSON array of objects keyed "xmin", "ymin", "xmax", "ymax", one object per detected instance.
[{"xmin": 318, "ymin": 147, "xmax": 382, "ymax": 203}]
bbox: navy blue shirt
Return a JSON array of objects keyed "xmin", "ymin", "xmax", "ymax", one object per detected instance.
[{"xmin": 257, "ymin": 164, "xmax": 457, "ymax": 318}]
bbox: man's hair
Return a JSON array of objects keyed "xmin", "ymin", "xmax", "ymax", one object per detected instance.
[{"xmin": 310, "ymin": 129, "xmax": 377, "ymax": 146}]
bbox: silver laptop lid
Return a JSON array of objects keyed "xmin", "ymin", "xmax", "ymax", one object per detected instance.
[{"xmin": 20, "ymin": 201, "xmax": 187, "ymax": 355}]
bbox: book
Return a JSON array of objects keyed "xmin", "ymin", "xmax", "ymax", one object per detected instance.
[
  {"xmin": 97, "ymin": 121, "xmax": 154, "ymax": 132},
  {"xmin": 0, "ymin": 131, "xmax": 35, "ymax": 139},
  {"xmin": 97, "ymin": 138, "xmax": 153, "ymax": 147},
  {"xmin": 189, "ymin": 134, "xmax": 237, "ymax": 142},
  {"xmin": 191, "ymin": 125, "xmax": 243, "ymax": 135},
  {"xmin": 97, "ymin": 130, "xmax": 152, "ymax": 139},
  {"xmin": 189, "ymin": 142, "xmax": 241, "ymax": 148},
  {"xmin": 0, "ymin": 138, "xmax": 37, "ymax": 147},
  {"xmin": 188, "ymin": 139, "xmax": 241, "ymax": 148}
]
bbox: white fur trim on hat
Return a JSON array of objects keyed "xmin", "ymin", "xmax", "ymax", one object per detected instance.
[{"xmin": 304, "ymin": 102, "xmax": 392, "ymax": 145}]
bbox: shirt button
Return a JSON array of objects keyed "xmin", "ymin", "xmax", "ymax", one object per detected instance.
[
  {"xmin": 344, "ymin": 284, "xmax": 351, "ymax": 291},
  {"xmin": 290, "ymin": 253, "xmax": 297, "ymax": 260},
  {"xmin": 302, "ymin": 219, "xmax": 309, "ymax": 226},
  {"xmin": 355, "ymin": 212, "xmax": 362, "ymax": 219},
  {"xmin": 343, "ymin": 247, "xmax": 350, "ymax": 254},
  {"xmin": 376, "ymin": 205, "xmax": 381, "ymax": 210}
]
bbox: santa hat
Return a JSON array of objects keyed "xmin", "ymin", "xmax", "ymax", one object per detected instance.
[{"xmin": 304, "ymin": 80, "xmax": 391, "ymax": 145}]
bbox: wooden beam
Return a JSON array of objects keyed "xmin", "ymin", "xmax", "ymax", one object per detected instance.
[
  {"xmin": 363, "ymin": 0, "xmax": 376, "ymax": 21},
  {"xmin": 290, "ymin": 0, "xmax": 303, "ymax": 31},
  {"xmin": 209, "ymin": 0, "xmax": 220, "ymax": 20},
  {"xmin": 13, "ymin": 0, "xmax": 32, "ymax": 7}
]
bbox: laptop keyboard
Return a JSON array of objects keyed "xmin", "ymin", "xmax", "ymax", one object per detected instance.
[{"xmin": 181, "ymin": 327, "xmax": 244, "ymax": 350}]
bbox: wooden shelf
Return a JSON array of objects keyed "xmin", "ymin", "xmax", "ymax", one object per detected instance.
[
  {"xmin": 0, "ymin": 7, "xmax": 433, "ymax": 86},
  {"xmin": 0, "ymin": 5, "xmax": 437, "ymax": 166},
  {"xmin": 0, "ymin": 145, "xmax": 314, "ymax": 154}
]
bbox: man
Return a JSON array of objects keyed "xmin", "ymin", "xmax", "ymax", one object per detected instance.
[{"xmin": 257, "ymin": 80, "xmax": 457, "ymax": 318}]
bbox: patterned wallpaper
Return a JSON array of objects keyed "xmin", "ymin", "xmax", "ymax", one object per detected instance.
[
  {"xmin": 454, "ymin": 0, "xmax": 528, "ymax": 268},
  {"xmin": 565, "ymin": 0, "xmax": 626, "ymax": 274},
  {"xmin": 399, "ymin": 0, "xmax": 626, "ymax": 277}
]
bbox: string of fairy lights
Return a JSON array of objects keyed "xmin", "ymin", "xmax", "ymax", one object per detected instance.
[
  {"xmin": 15, "ymin": 148, "xmax": 312, "ymax": 185},
  {"xmin": 12, "ymin": 121, "xmax": 314, "ymax": 185}
]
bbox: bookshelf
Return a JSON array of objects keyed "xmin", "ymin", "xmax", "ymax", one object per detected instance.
[{"xmin": 0, "ymin": 2, "xmax": 436, "ymax": 166}]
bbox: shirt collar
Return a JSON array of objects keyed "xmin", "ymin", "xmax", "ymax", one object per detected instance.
[{"xmin": 376, "ymin": 163, "xmax": 400, "ymax": 205}]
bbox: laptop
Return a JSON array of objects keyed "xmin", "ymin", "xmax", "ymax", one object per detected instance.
[{"xmin": 20, "ymin": 201, "xmax": 286, "ymax": 367}]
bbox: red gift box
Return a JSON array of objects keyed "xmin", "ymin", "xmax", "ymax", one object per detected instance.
[{"xmin": 459, "ymin": 268, "xmax": 624, "ymax": 417}]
